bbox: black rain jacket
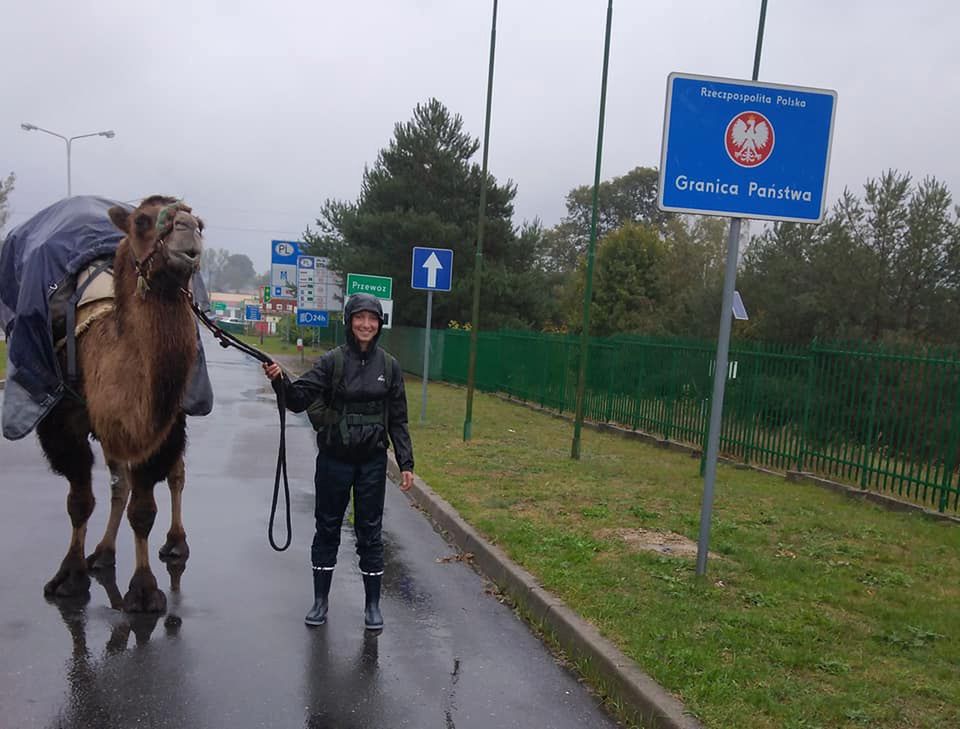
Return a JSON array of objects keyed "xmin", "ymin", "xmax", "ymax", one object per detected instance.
[{"xmin": 278, "ymin": 296, "xmax": 414, "ymax": 471}]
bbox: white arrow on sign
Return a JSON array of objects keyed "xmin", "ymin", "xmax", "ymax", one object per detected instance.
[{"xmin": 422, "ymin": 252, "xmax": 443, "ymax": 288}]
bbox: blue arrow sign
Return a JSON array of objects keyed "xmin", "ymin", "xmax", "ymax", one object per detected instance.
[
  {"xmin": 297, "ymin": 309, "xmax": 328, "ymax": 327},
  {"xmin": 658, "ymin": 73, "xmax": 837, "ymax": 223},
  {"xmin": 411, "ymin": 246, "xmax": 453, "ymax": 292}
]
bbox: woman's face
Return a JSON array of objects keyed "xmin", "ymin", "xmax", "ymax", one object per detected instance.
[{"xmin": 351, "ymin": 310, "xmax": 380, "ymax": 350}]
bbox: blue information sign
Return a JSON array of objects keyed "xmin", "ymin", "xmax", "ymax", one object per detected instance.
[
  {"xmin": 659, "ymin": 73, "xmax": 837, "ymax": 222},
  {"xmin": 270, "ymin": 240, "xmax": 300, "ymax": 299},
  {"xmin": 297, "ymin": 309, "xmax": 328, "ymax": 327},
  {"xmin": 411, "ymin": 247, "xmax": 453, "ymax": 292},
  {"xmin": 244, "ymin": 304, "xmax": 261, "ymax": 321}
]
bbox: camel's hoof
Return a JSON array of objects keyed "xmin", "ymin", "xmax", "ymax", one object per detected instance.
[
  {"xmin": 87, "ymin": 547, "xmax": 116, "ymax": 571},
  {"xmin": 44, "ymin": 564, "xmax": 91, "ymax": 599},
  {"xmin": 158, "ymin": 537, "xmax": 189, "ymax": 562},
  {"xmin": 123, "ymin": 570, "xmax": 167, "ymax": 614}
]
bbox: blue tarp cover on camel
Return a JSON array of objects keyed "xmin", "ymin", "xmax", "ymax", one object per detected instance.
[{"xmin": 0, "ymin": 195, "xmax": 212, "ymax": 440}]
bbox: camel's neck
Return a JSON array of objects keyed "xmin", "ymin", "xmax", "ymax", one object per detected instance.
[{"xmin": 109, "ymin": 243, "xmax": 198, "ymax": 409}]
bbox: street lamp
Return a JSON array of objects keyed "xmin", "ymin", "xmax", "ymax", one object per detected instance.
[{"xmin": 20, "ymin": 123, "xmax": 116, "ymax": 197}]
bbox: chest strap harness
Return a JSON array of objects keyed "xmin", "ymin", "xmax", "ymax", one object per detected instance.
[{"xmin": 307, "ymin": 345, "xmax": 394, "ymax": 446}]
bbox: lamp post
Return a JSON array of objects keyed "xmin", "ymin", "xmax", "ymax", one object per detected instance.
[{"xmin": 20, "ymin": 123, "xmax": 116, "ymax": 197}]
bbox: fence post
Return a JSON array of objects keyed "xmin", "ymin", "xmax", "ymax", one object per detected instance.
[
  {"xmin": 559, "ymin": 337, "xmax": 571, "ymax": 415},
  {"xmin": 540, "ymin": 337, "xmax": 551, "ymax": 408},
  {"xmin": 699, "ymin": 355, "xmax": 712, "ymax": 477},
  {"xmin": 938, "ymin": 370, "xmax": 960, "ymax": 512},
  {"xmin": 743, "ymin": 351, "xmax": 759, "ymax": 465},
  {"xmin": 796, "ymin": 343, "xmax": 817, "ymax": 471},
  {"xmin": 664, "ymin": 397, "xmax": 675, "ymax": 442},
  {"xmin": 860, "ymin": 361, "xmax": 881, "ymax": 490},
  {"xmin": 605, "ymin": 344, "xmax": 617, "ymax": 423}
]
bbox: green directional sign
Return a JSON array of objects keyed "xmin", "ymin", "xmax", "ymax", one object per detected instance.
[
  {"xmin": 214, "ymin": 301, "xmax": 227, "ymax": 313},
  {"xmin": 346, "ymin": 273, "xmax": 392, "ymax": 300}
]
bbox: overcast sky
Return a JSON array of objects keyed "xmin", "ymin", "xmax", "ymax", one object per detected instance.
[{"xmin": 3, "ymin": 1, "xmax": 958, "ymax": 273}]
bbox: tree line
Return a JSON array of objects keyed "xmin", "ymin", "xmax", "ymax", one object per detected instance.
[
  {"xmin": 306, "ymin": 97, "xmax": 960, "ymax": 347},
  {"xmin": 3, "ymin": 99, "xmax": 955, "ymax": 347}
]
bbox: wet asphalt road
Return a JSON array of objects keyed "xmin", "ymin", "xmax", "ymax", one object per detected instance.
[{"xmin": 0, "ymin": 333, "xmax": 621, "ymax": 729}]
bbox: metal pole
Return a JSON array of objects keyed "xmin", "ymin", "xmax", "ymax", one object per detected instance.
[
  {"xmin": 21, "ymin": 125, "xmax": 113, "ymax": 198},
  {"xmin": 752, "ymin": 0, "xmax": 768, "ymax": 82},
  {"xmin": 421, "ymin": 290, "xmax": 433, "ymax": 423},
  {"xmin": 695, "ymin": 0, "xmax": 767, "ymax": 576},
  {"xmin": 463, "ymin": 0, "xmax": 498, "ymax": 442},
  {"xmin": 571, "ymin": 0, "xmax": 613, "ymax": 460},
  {"xmin": 695, "ymin": 219, "xmax": 741, "ymax": 576},
  {"xmin": 65, "ymin": 138, "xmax": 72, "ymax": 197}
]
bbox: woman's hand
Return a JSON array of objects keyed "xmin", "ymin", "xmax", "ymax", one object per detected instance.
[
  {"xmin": 400, "ymin": 471, "xmax": 414, "ymax": 492},
  {"xmin": 262, "ymin": 362, "xmax": 282, "ymax": 381}
]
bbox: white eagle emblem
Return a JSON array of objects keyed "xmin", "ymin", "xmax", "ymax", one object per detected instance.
[{"xmin": 725, "ymin": 112, "xmax": 774, "ymax": 167}]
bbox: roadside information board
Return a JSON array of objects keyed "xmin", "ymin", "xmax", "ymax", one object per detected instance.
[
  {"xmin": 270, "ymin": 240, "xmax": 300, "ymax": 299},
  {"xmin": 297, "ymin": 309, "xmax": 329, "ymax": 327}
]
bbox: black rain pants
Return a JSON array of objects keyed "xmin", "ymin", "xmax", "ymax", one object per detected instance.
[{"xmin": 311, "ymin": 450, "xmax": 387, "ymax": 574}]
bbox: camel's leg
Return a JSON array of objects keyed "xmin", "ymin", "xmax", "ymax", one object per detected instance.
[
  {"xmin": 158, "ymin": 455, "xmax": 189, "ymax": 562},
  {"xmin": 123, "ymin": 476, "xmax": 166, "ymax": 613},
  {"xmin": 87, "ymin": 461, "xmax": 131, "ymax": 571},
  {"xmin": 36, "ymin": 407, "xmax": 95, "ymax": 599},
  {"xmin": 122, "ymin": 415, "xmax": 186, "ymax": 613}
]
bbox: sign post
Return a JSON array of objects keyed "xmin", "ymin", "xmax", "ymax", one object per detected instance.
[
  {"xmin": 659, "ymin": 62, "xmax": 836, "ymax": 576},
  {"xmin": 411, "ymin": 247, "xmax": 454, "ymax": 422}
]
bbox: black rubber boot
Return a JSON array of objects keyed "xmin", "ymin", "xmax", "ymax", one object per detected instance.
[
  {"xmin": 305, "ymin": 569, "xmax": 333, "ymax": 627},
  {"xmin": 362, "ymin": 573, "xmax": 384, "ymax": 631}
]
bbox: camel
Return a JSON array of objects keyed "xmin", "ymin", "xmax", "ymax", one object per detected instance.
[{"xmin": 36, "ymin": 195, "xmax": 204, "ymax": 612}]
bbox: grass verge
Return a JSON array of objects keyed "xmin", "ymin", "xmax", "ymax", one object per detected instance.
[{"xmin": 405, "ymin": 378, "xmax": 960, "ymax": 729}]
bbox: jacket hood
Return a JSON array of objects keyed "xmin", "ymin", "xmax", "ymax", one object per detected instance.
[{"xmin": 344, "ymin": 293, "xmax": 383, "ymax": 351}]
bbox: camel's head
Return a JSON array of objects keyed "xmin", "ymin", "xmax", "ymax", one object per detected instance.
[{"xmin": 109, "ymin": 195, "xmax": 204, "ymax": 292}]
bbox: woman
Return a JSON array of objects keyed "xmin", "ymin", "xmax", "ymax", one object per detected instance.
[{"xmin": 263, "ymin": 293, "xmax": 414, "ymax": 630}]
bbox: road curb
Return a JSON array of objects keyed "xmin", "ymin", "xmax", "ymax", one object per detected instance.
[{"xmin": 386, "ymin": 455, "xmax": 704, "ymax": 729}]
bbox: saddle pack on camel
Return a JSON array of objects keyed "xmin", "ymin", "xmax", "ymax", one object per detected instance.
[
  {"xmin": 306, "ymin": 345, "xmax": 396, "ymax": 445},
  {"xmin": 0, "ymin": 195, "xmax": 213, "ymax": 440}
]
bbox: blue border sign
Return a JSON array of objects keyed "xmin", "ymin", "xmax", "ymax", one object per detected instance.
[
  {"xmin": 411, "ymin": 247, "xmax": 453, "ymax": 292},
  {"xmin": 658, "ymin": 73, "xmax": 837, "ymax": 222}
]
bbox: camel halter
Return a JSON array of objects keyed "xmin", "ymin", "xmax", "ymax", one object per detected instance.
[{"xmin": 133, "ymin": 201, "xmax": 193, "ymax": 297}]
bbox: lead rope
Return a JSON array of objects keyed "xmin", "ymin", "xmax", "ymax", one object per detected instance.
[{"xmin": 186, "ymin": 293, "xmax": 292, "ymax": 552}]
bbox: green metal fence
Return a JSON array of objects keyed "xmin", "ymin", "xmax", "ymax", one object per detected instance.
[
  {"xmin": 304, "ymin": 320, "xmax": 960, "ymax": 512},
  {"xmin": 379, "ymin": 327, "xmax": 960, "ymax": 513}
]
